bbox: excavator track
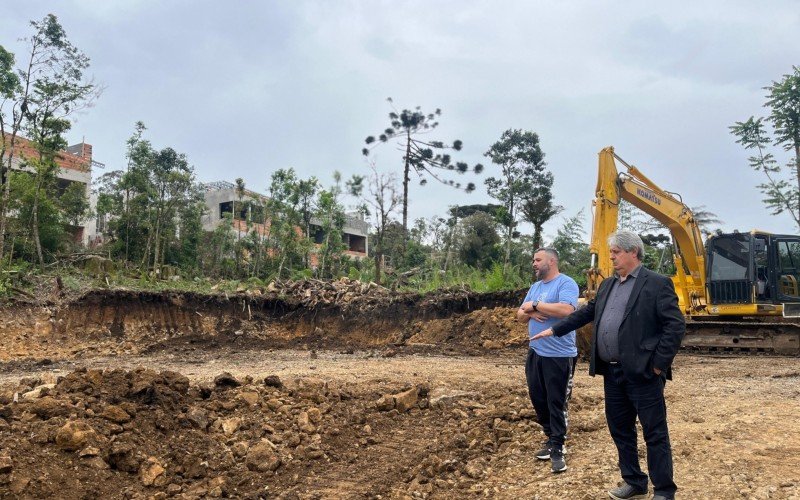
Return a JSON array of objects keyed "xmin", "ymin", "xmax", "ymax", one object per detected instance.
[{"xmin": 682, "ymin": 320, "xmax": 800, "ymax": 356}]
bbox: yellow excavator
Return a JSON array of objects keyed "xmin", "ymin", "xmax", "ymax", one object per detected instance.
[{"xmin": 583, "ymin": 146, "xmax": 800, "ymax": 355}]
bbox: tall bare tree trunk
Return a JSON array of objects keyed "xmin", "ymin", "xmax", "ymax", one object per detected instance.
[
  {"xmin": 321, "ymin": 231, "xmax": 332, "ymax": 278},
  {"xmin": 533, "ymin": 225, "xmax": 543, "ymax": 250},
  {"xmin": 30, "ymin": 158, "xmax": 49, "ymax": 268},
  {"xmin": 277, "ymin": 254, "xmax": 286, "ymax": 279},
  {"xmin": 152, "ymin": 214, "xmax": 162, "ymax": 277},
  {"xmin": 795, "ymin": 143, "xmax": 800, "ymax": 228},
  {"xmin": 32, "ymin": 192, "xmax": 44, "ymax": 267},
  {"xmin": 0, "ymin": 175, "xmax": 12, "ymax": 265},
  {"xmin": 505, "ymin": 225, "xmax": 512, "ymax": 270},
  {"xmin": 0, "ymin": 133, "xmax": 22, "ymax": 265},
  {"xmin": 0, "ymin": 43, "xmax": 37, "ymax": 265},
  {"xmin": 374, "ymin": 251, "xmax": 382, "ymax": 285},
  {"xmin": 140, "ymin": 226, "xmax": 153, "ymax": 272},
  {"xmin": 124, "ymin": 186, "xmax": 130, "ymax": 263},
  {"xmin": 443, "ymin": 211, "xmax": 458, "ymax": 273},
  {"xmin": 401, "ymin": 132, "xmax": 411, "ymax": 252}
]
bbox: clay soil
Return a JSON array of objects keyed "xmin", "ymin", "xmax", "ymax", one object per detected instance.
[{"xmin": 0, "ymin": 290, "xmax": 798, "ymax": 499}]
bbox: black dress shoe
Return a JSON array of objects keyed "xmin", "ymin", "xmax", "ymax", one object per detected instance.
[{"xmin": 608, "ymin": 482, "xmax": 647, "ymax": 499}]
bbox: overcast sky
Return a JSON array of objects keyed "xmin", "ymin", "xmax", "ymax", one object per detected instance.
[{"xmin": 2, "ymin": 1, "xmax": 799, "ymax": 241}]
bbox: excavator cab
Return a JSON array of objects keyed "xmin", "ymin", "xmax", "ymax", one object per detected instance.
[{"xmin": 706, "ymin": 232, "xmax": 800, "ymax": 311}]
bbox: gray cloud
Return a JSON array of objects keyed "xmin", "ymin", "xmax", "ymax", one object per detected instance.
[{"xmin": 1, "ymin": 0, "xmax": 798, "ymax": 241}]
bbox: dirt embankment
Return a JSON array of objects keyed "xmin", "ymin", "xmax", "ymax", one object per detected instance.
[{"xmin": 0, "ymin": 288, "xmax": 526, "ymax": 362}]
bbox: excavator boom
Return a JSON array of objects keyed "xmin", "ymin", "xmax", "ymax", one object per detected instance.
[{"xmin": 588, "ymin": 147, "xmax": 706, "ymax": 313}]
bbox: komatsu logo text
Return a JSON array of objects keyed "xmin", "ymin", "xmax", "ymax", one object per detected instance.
[{"xmin": 636, "ymin": 188, "xmax": 661, "ymax": 205}]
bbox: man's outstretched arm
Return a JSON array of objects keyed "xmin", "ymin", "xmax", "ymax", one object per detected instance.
[{"xmin": 531, "ymin": 299, "xmax": 596, "ymax": 340}]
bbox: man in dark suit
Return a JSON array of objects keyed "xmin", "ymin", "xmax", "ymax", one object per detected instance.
[{"xmin": 532, "ymin": 231, "xmax": 685, "ymax": 500}]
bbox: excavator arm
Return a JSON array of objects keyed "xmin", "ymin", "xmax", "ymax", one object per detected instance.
[{"xmin": 587, "ymin": 147, "xmax": 706, "ymax": 314}]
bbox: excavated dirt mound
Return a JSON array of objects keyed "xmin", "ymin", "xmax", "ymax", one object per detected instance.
[
  {"xmin": 0, "ymin": 366, "xmax": 562, "ymax": 499},
  {"xmin": 1, "ymin": 355, "xmax": 799, "ymax": 499}
]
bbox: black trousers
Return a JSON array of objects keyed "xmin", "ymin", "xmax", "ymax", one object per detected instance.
[
  {"xmin": 604, "ymin": 363, "xmax": 677, "ymax": 498},
  {"xmin": 525, "ymin": 349, "xmax": 575, "ymax": 448}
]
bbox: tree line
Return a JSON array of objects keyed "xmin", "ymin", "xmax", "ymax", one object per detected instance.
[{"xmin": 1, "ymin": 15, "xmax": 798, "ymax": 293}]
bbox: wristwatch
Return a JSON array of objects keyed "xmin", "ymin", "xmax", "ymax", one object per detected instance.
[{"xmin": 532, "ymin": 300, "xmax": 539, "ymax": 311}]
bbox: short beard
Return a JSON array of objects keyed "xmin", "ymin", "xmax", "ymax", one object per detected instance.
[{"xmin": 536, "ymin": 266, "xmax": 548, "ymax": 281}]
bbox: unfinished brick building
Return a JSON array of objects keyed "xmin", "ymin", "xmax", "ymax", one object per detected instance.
[
  {"xmin": 1, "ymin": 136, "xmax": 103, "ymax": 245},
  {"xmin": 200, "ymin": 181, "xmax": 368, "ymax": 263}
]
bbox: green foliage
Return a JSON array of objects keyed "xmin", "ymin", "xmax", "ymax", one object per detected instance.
[
  {"xmin": 0, "ymin": 46, "xmax": 20, "ymax": 99},
  {"xmin": 59, "ymin": 181, "xmax": 90, "ymax": 227},
  {"xmin": 314, "ymin": 185, "xmax": 347, "ymax": 278},
  {"xmin": 61, "ymin": 274, "xmax": 81, "ymax": 291},
  {"xmin": 457, "ymin": 212, "xmax": 500, "ymax": 270},
  {"xmin": 0, "ymin": 16, "xmax": 654, "ymax": 296},
  {"xmin": 550, "ymin": 209, "xmax": 591, "ymax": 287},
  {"xmin": 267, "ymin": 168, "xmax": 312, "ymax": 278},
  {"xmin": 410, "ymin": 262, "xmax": 527, "ymax": 294},
  {"xmin": 641, "ymin": 233, "xmax": 675, "ymax": 275},
  {"xmin": 484, "ymin": 129, "xmax": 547, "ymax": 265},
  {"xmin": 94, "ymin": 123, "xmax": 205, "ymax": 275},
  {"xmin": 198, "ymin": 213, "xmax": 236, "ymax": 278},
  {"xmin": 0, "ymin": 260, "xmax": 30, "ymax": 297},
  {"xmin": 520, "ymin": 170, "xmax": 562, "ymax": 249},
  {"xmin": 731, "ymin": 66, "xmax": 800, "ymax": 230},
  {"xmin": 170, "ymin": 187, "xmax": 206, "ymax": 272},
  {"xmin": 292, "ymin": 268, "xmax": 313, "ymax": 280},
  {"xmin": 0, "ymin": 14, "xmax": 99, "ymax": 265},
  {"xmin": 295, "ymin": 178, "xmax": 319, "ymax": 239},
  {"xmin": 8, "ymin": 169, "xmax": 65, "ymax": 261},
  {"xmin": 483, "ymin": 262, "xmax": 509, "ymax": 291},
  {"xmin": 449, "ymin": 203, "xmax": 504, "ymax": 221}
]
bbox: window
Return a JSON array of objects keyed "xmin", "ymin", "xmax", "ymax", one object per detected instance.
[
  {"xmin": 219, "ymin": 201, "xmax": 233, "ymax": 219},
  {"xmin": 754, "ymin": 236, "xmax": 770, "ymax": 299},
  {"xmin": 778, "ymin": 240, "xmax": 800, "ymax": 271},
  {"xmin": 709, "ymin": 234, "xmax": 750, "ymax": 281},
  {"xmin": 310, "ymin": 225, "xmax": 325, "ymax": 244},
  {"xmin": 348, "ymin": 234, "xmax": 366, "ymax": 253},
  {"xmin": 777, "ymin": 239, "xmax": 800, "ymax": 298}
]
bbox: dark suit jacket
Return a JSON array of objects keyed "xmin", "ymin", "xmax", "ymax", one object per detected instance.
[{"xmin": 552, "ymin": 266, "xmax": 685, "ymax": 382}]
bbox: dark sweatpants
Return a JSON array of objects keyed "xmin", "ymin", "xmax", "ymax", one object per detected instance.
[
  {"xmin": 604, "ymin": 363, "xmax": 677, "ymax": 498},
  {"xmin": 525, "ymin": 349, "xmax": 575, "ymax": 449}
]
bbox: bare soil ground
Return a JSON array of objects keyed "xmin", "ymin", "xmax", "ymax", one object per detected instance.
[{"xmin": 0, "ymin": 290, "xmax": 798, "ymax": 499}]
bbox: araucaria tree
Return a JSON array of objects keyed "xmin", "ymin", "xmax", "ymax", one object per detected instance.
[
  {"xmin": 0, "ymin": 14, "xmax": 99, "ymax": 263},
  {"xmin": 731, "ymin": 66, "xmax": 800, "ymax": 230},
  {"xmin": 362, "ymin": 98, "xmax": 483, "ymax": 241},
  {"xmin": 484, "ymin": 129, "xmax": 546, "ymax": 268}
]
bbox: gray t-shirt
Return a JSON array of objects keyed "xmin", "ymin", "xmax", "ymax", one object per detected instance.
[{"xmin": 596, "ymin": 266, "xmax": 641, "ymax": 362}]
